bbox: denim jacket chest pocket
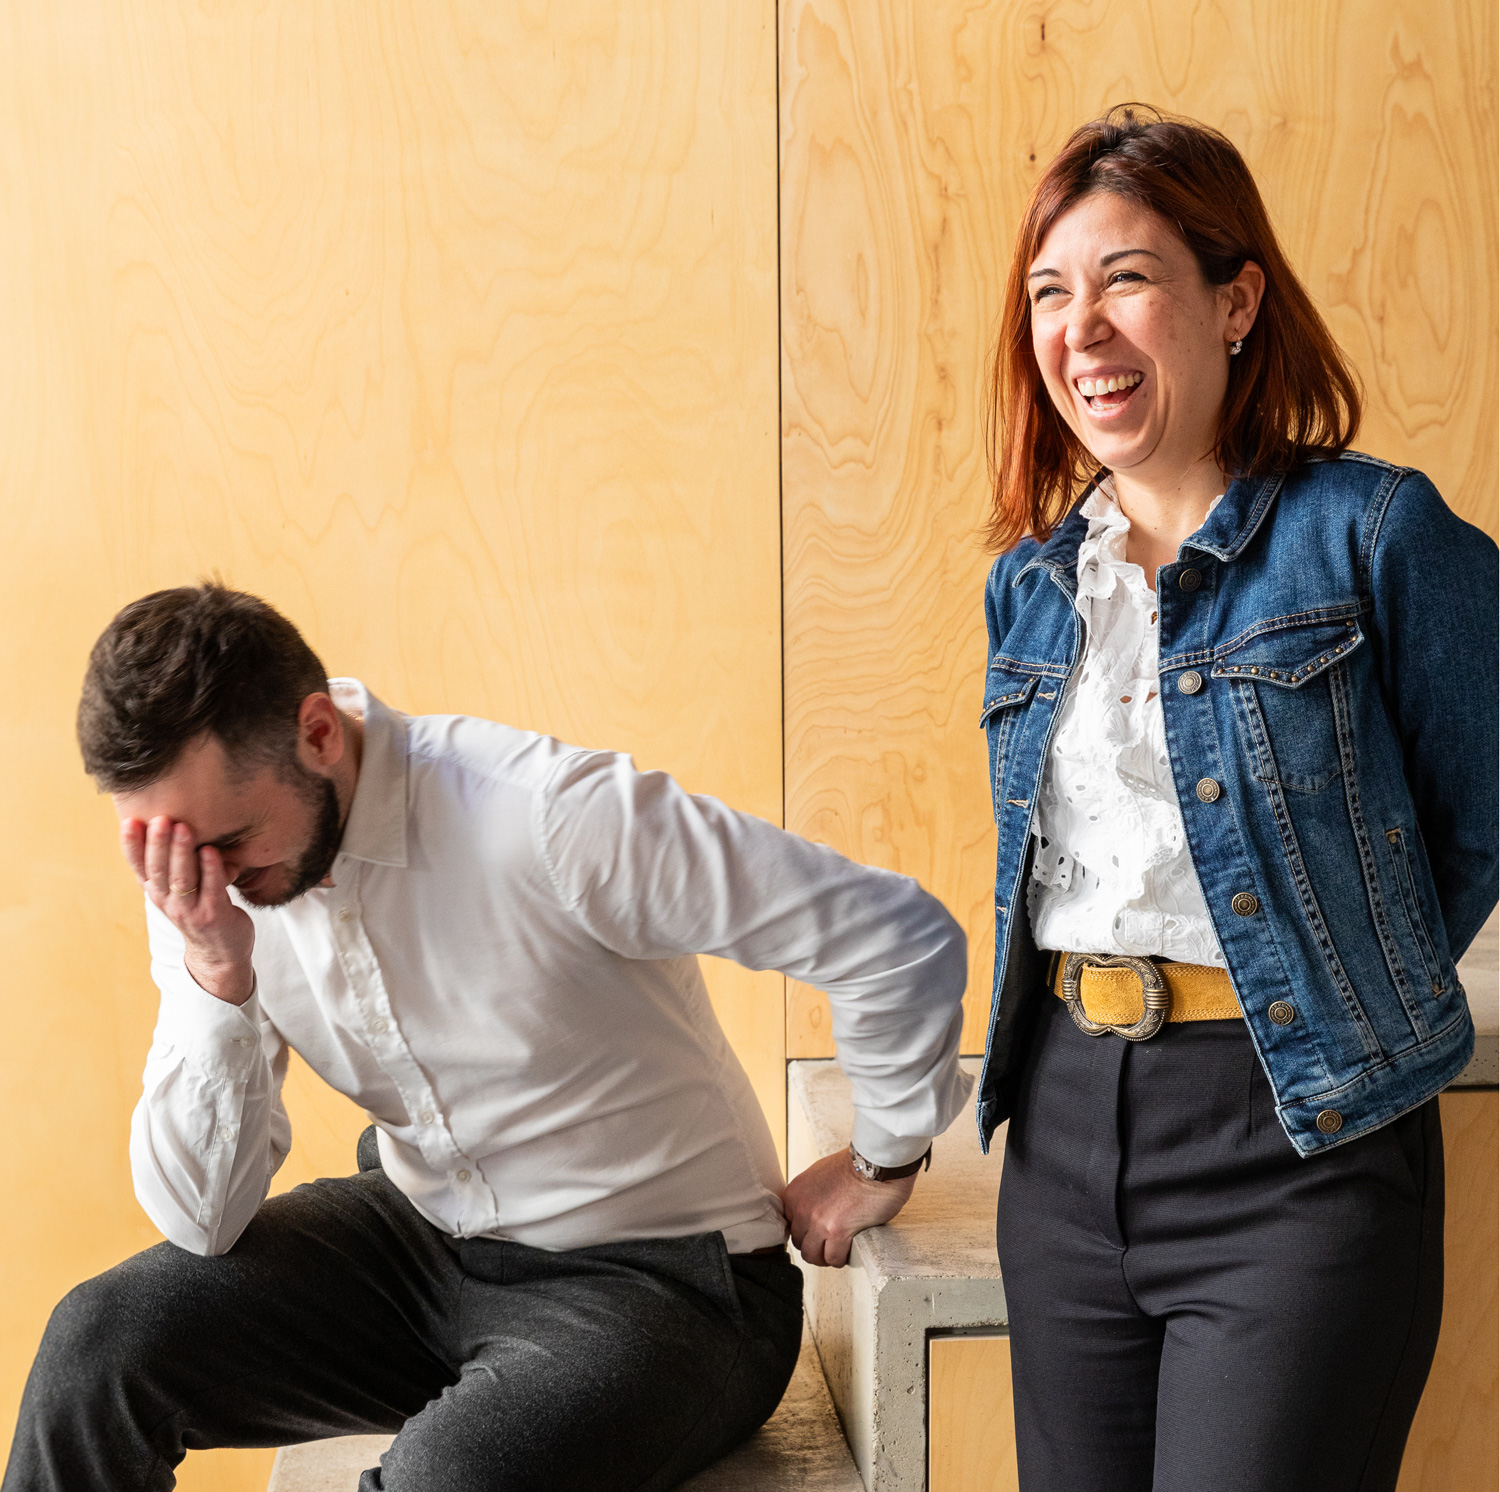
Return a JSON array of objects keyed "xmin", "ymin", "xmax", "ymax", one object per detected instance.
[{"xmin": 1212, "ymin": 610, "xmax": 1365, "ymax": 794}]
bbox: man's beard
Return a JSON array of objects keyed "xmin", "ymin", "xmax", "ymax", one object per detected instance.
[{"xmin": 241, "ymin": 769, "xmax": 344, "ymax": 907}]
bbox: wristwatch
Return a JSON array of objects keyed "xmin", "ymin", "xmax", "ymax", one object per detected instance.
[{"xmin": 848, "ymin": 1141, "xmax": 932, "ymax": 1182}]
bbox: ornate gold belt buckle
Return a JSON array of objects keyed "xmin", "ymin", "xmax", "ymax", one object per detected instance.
[{"xmin": 1062, "ymin": 952, "xmax": 1170, "ymax": 1041}]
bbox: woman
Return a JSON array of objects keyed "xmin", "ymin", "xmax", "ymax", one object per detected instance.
[{"xmin": 977, "ymin": 106, "xmax": 1497, "ymax": 1492}]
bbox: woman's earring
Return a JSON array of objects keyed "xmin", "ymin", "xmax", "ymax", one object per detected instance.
[{"xmin": 1230, "ymin": 338, "xmax": 1244, "ymax": 356}]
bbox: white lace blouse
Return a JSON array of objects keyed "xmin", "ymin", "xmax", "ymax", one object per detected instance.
[{"xmin": 1027, "ymin": 479, "xmax": 1227, "ymax": 967}]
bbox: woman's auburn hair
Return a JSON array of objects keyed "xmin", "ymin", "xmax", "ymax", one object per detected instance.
[{"xmin": 985, "ymin": 105, "xmax": 1362, "ymax": 553}]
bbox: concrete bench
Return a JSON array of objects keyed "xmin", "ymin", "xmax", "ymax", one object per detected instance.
[
  {"xmin": 790, "ymin": 1056, "xmax": 999, "ymax": 1492},
  {"xmin": 266, "ymin": 1326, "xmax": 860, "ymax": 1491}
]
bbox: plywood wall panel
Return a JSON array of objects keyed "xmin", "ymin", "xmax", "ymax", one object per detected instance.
[
  {"xmin": 0, "ymin": 4, "xmax": 781, "ymax": 1480},
  {"xmin": 928, "ymin": 1334, "xmax": 1020, "ymax": 1492},
  {"xmin": 781, "ymin": 0, "xmax": 1498, "ymax": 1058}
]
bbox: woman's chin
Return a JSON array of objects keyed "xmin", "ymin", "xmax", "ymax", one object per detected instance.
[{"xmin": 1079, "ymin": 432, "xmax": 1150, "ymax": 475}]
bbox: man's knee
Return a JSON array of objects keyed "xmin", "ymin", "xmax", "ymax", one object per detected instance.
[{"xmin": 35, "ymin": 1244, "xmax": 200, "ymax": 1391}]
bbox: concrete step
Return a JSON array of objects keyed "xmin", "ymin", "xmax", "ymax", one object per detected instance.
[
  {"xmin": 265, "ymin": 1326, "xmax": 860, "ymax": 1491},
  {"xmin": 789, "ymin": 1056, "xmax": 999, "ymax": 1492}
]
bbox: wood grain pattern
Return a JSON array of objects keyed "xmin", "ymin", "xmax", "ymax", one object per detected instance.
[
  {"xmin": 780, "ymin": 0, "xmax": 1498, "ymax": 1058},
  {"xmin": 0, "ymin": 4, "xmax": 780, "ymax": 1483},
  {"xmin": 1397, "ymin": 1090, "xmax": 1499, "ymax": 1492},
  {"xmin": 929, "ymin": 1335, "xmax": 1020, "ymax": 1492}
]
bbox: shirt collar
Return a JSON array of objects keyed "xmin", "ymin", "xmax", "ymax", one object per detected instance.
[
  {"xmin": 1081, "ymin": 476, "xmax": 1130, "ymax": 535},
  {"xmin": 329, "ymin": 678, "xmax": 409, "ymax": 869}
]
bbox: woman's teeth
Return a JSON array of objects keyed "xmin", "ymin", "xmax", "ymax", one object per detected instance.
[{"xmin": 1076, "ymin": 372, "xmax": 1144, "ymax": 400}]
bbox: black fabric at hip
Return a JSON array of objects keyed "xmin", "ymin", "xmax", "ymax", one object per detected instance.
[{"xmin": 996, "ymin": 993, "xmax": 1443, "ymax": 1492}]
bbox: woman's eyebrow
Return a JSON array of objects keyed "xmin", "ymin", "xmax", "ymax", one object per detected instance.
[{"xmin": 1027, "ymin": 247, "xmax": 1163, "ymax": 281}]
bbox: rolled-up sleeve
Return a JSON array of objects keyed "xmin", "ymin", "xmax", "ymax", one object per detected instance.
[
  {"xmin": 539, "ymin": 750, "xmax": 972, "ymax": 1165},
  {"xmin": 130, "ymin": 898, "xmax": 291, "ymax": 1255}
]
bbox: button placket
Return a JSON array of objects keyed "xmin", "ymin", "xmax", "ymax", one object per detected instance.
[{"xmin": 325, "ymin": 881, "xmax": 491, "ymax": 1225}]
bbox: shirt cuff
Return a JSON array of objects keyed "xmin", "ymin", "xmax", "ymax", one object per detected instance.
[
  {"xmin": 155, "ymin": 968, "xmax": 264, "ymax": 1078},
  {"xmin": 850, "ymin": 1116, "xmax": 935, "ymax": 1169}
]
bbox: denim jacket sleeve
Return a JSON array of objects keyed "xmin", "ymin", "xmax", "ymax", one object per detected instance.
[{"xmin": 1367, "ymin": 470, "xmax": 1499, "ymax": 959}]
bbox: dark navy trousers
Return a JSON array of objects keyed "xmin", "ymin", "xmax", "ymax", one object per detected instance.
[
  {"xmin": 996, "ymin": 993, "xmax": 1444, "ymax": 1492},
  {"xmin": 4, "ymin": 1128, "xmax": 804, "ymax": 1492}
]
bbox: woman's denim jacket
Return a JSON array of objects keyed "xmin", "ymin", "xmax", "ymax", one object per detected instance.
[{"xmin": 978, "ymin": 452, "xmax": 1499, "ymax": 1155}]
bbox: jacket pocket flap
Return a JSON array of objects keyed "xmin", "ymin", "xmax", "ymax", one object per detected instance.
[
  {"xmin": 1212, "ymin": 616, "xmax": 1364, "ymax": 688},
  {"xmin": 980, "ymin": 672, "xmax": 1038, "ymax": 724}
]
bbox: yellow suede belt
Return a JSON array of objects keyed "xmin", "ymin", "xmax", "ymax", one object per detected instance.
[{"xmin": 1052, "ymin": 955, "xmax": 1241, "ymax": 1025}]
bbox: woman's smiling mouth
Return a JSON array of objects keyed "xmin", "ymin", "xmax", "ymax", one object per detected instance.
[{"xmin": 1075, "ymin": 370, "xmax": 1144, "ymax": 413}]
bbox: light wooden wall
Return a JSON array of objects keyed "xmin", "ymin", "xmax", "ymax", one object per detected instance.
[
  {"xmin": 1, "ymin": 2, "xmax": 1494, "ymax": 1487},
  {"xmin": 781, "ymin": 0, "xmax": 1499, "ymax": 1058},
  {"xmin": 0, "ymin": 4, "xmax": 779, "ymax": 1487}
]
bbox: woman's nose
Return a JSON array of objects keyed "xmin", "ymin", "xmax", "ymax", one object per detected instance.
[{"xmin": 1063, "ymin": 294, "xmax": 1111, "ymax": 351}]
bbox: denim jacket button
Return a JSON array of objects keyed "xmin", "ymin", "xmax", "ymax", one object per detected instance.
[
  {"xmin": 1195, "ymin": 778, "xmax": 1221, "ymax": 802},
  {"xmin": 1178, "ymin": 671, "xmax": 1203, "ymax": 694},
  {"xmin": 1231, "ymin": 892, "xmax": 1260, "ymax": 916},
  {"xmin": 1268, "ymin": 1000, "xmax": 1296, "ymax": 1025},
  {"xmin": 1178, "ymin": 568, "xmax": 1203, "ymax": 592},
  {"xmin": 1316, "ymin": 1109, "xmax": 1343, "ymax": 1134}
]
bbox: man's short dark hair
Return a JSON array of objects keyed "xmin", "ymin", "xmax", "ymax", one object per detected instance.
[{"xmin": 78, "ymin": 583, "xmax": 330, "ymax": 791}]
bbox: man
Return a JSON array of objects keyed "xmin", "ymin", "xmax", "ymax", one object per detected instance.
[{"xmin": 5, "ymin": 584, "xmax": 970, "ymax": 1492}]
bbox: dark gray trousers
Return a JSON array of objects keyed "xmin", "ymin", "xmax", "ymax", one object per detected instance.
[
  {"xmin": 996, "ymin": 994, "xmax": 1444, "ymax": 1492},
  {"xmin": 4, "ymin": 1129, "xmax": 804, "ymax": 1492}
]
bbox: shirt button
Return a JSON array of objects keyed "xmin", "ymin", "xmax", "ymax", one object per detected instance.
[
  {"xmin": 1178, "ymin": 671, "xmax": 1203, "ymax": 695},
  {"xmin": 1195, "ymin": 778, "xmax": 1221, "ymax": 802},
  {"xmin": 337, "ymin": 907, "xmax": 353, "ymax": 923},
  {"xmin": 1268, "ymin": 1001, "xmax": 1296, "ymax": 1025},
  {"xmin": 1316, "ymin": 1109, "xmax": 1343, "ymax": 1134},
  {"xmin": 456, "ymin": 1169, "xmax": 471, "ymax": 1183},
  {"xmin": 419, "ymin": 1108, "xmax": 434, "ymax": 1124},
  {"xmin": 371, "ymin": 1018, "xmax": 389, "ymax": 1035},
  {"xmin": 1231, "ymin": 892, "xmax": 1260, "ymax": 916},
  {"xmin": 217, "ymin": 1126, "xmax": 234, "ymax": 1143},
  {"xmin": 1178, "ymin": 568, "xmax": 1203, "ymax": 592}
]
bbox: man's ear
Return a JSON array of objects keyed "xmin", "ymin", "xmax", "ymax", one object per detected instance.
[{"xmin": 296, "ymin": 693, "xmax": 345, "ymax": 771}]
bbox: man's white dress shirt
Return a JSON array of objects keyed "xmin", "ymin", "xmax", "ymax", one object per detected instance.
[
  {"xmin": 133, "ymin": 681, "xmax": 971, "ymax": 1257},
  {"xmin": 1028, "ymin": 480, "xmax": 1227, "ymax": 966}
]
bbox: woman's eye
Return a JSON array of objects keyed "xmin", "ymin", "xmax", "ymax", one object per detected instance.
[
  {"xmin": 1032, "ymin": 285, "xmax": 1064, "ymax": 304},
  {"xmin": 1108, "ymin": 270, "xmax": 1146, "ymax": 287}
]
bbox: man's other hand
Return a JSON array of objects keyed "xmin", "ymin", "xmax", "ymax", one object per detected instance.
[
  {"xmin": 123, "ymin": 816, "xmax": 256, "ymax": 1005},
  {"xmin": 783, "ymin": 1149, "xmax": 917, "ymax": 1268}
]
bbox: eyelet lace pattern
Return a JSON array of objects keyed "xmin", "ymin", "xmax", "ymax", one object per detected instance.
[{"xmin": 1028, "ymin": 479, "xmax": 1227, "ymax": 968}]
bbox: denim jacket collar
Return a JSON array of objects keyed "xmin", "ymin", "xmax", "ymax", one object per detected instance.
[
  {"xmin": 1181, "ymin": 471, "xmax": 1286, "ymax": 561},
  {"xmin": 1014, "ymin": 469, "xmax": 1289, "ymax": 586},
  {"xmin": 1015, "ymin": 503, "xmax": 1090, "ymax": 592}
]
